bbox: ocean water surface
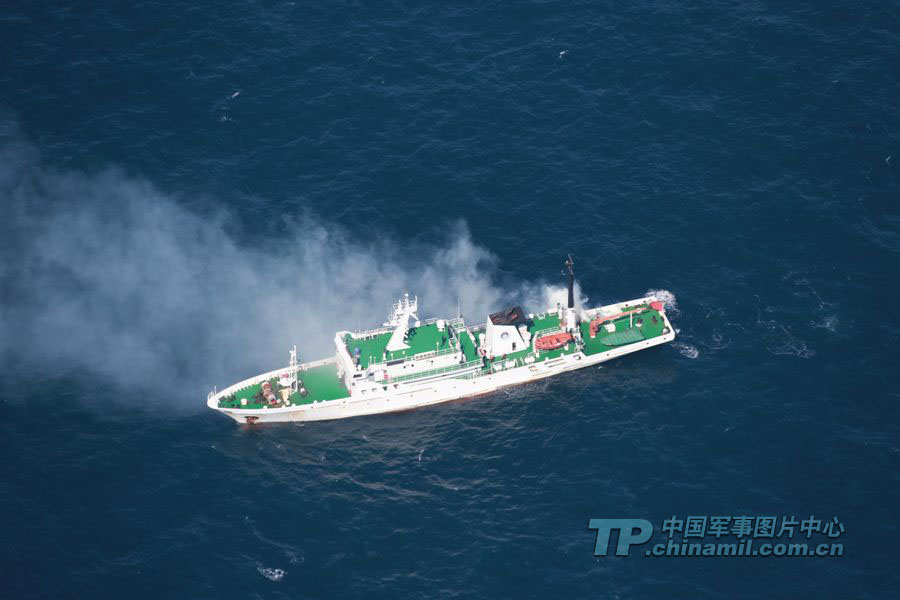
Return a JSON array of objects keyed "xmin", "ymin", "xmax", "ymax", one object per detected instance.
[{"xmin": 1, "ymin": 1, "xmax": 899, "ymax": 598}]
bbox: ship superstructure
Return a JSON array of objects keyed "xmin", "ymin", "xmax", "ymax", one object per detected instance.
[{"xmin": 208, "ymin": 259, "xmax": 675, "ymax": 424}]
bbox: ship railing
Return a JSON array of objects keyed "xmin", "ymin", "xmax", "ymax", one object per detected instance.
[
  {"xmin": 299, "ymin": 356, "xmax": 337, "ymax": 370},
  {"xmin": 363, "ymin": 339, "xmax": 461, "ymax": 367},
  {"xmin": 449, "ymin": 321, "xmax": 477, "ymax": 342},
  {"xmin": 209, "ymin": 356, "xmax": 336, "ymax": 402},
  {"xmin": 448, "ymin": 319, "xmax": 471, "ymax": 332},
  {"xmin": 532, "ymin": 325, "xmax": 564, "ymax": 336},
  {"xmin": 349, "ymin": 316, "xmax": 465, "ymax": 338},
  {"xmin": 532, "ymin": 325, "xmax": 565, "ymax": 341},
  {"xmin": 413, "ymin": 344, "xmax": 461, "ymax": 361},
  {"xmin": 378, "ymin": 358, "xmax": 483, "ymax": 385}
]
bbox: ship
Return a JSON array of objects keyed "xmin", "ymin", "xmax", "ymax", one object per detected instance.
[{"xmin": 207, "ymin": 258, "xmax": 675, "ymax": 424}]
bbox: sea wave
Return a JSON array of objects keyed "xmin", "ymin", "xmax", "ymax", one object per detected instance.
[
  {"xmin": 257, "ymin": 567, "xmax": 285, "ymax": 582},
  {"xmin": 646, "ymin": 288, "xmax": 679, "ymax": 316}
]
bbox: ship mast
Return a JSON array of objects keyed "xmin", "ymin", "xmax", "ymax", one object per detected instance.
[
  {"xmin": 289, "ymin": 344, "xmax": 299, "ymax": 391},
  {"xmin": 386, "ymin": 293, "xmax": 418, "ymax": 352},
  {"xmin": 564, "ymin": 255, "xmax": 577, "ymax": 332}
]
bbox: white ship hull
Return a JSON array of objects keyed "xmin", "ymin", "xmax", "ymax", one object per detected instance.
[{"xmin": 207, "ymin": 296, "xmax": 675, "ymax": 425}]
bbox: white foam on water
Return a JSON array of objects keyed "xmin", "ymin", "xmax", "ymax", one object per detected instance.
[
  {"xmin": 811, "ymin": 315, "xmax": 838, "ymax": 332},
  {"xmin": 768, "ymin": 339, "xmax": 816, "ymax": 359},
  {"xmin": 258, "ymin": 567, "xmax": 285, "ymax": 582},
  {"xmin": 645, "ymin": 288, "xmax": 679, "ymax": 315},
  {"xmin": 673, "ymin": 341, "xmax": 699, "ymax": 359},
  {"xmin": 706, "ymin": 329, "xmax": 731, "ymax": 350}
]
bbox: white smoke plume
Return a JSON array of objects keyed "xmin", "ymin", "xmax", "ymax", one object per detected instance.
[{"xmin": 0, "ymin": 123, "xmax": 581, "ymax": 406}]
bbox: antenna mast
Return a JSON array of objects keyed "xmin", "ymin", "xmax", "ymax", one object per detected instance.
[{"xmin": 564, "ymin": 255, "xmax": 577, "ymax": 331}]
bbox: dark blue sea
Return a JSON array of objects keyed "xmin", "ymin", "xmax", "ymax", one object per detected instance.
[{"xmin": 2, "ymin": 1, "xmax": 899, "ymax": 598}]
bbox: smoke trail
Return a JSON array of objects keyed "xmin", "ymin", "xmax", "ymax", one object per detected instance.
[{"xmin": 0, "ymin": 124, "xmax": 581, "ymax": 407}]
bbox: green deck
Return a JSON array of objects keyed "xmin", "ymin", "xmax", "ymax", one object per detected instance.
[
  {"xmin": 457, "ymin": 330, "xmax": 479, "ymax": 362},
  {"xmin": 529, "ymin": 311, "xmax": 562, "ymax": 332},
  {"xmin": 219, "ymin": 305, "xmax": 668, "ymax": 411},
  {"xmin": 580, "ymin": 304, "xmax": 665, "ymax": 355},
  {"xmin": 218, "ymin": 363, "xmax": 348, "ymax": 410},
  {"xmin": 301, "ymin": 363, "xmax": 349, "ymax": 401},
  {"xmin": 344, "ymin": 322, "xmax": 456, "ymax": 369}
]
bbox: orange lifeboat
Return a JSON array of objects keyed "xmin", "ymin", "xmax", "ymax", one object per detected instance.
[{"xmin": 535, "ymin": 332, "xmax": 573, "ymax": 351}]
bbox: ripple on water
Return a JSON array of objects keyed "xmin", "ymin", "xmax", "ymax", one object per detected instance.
[{"xmin": 672, "ymin": 341, "xmax": 699, "ymax": 359}]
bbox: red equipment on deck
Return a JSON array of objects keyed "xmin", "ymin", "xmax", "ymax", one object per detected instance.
[
  {"xmin": 262, "ymin": 381, "xmax": 278, "ymax": 404},
  {"xmin": 535, "ymin": 332, "xmax": 573, "ymax": 351},
  {"xmin": 588, "ymin": 302, "xmax": 665, "ymax": 338}
]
